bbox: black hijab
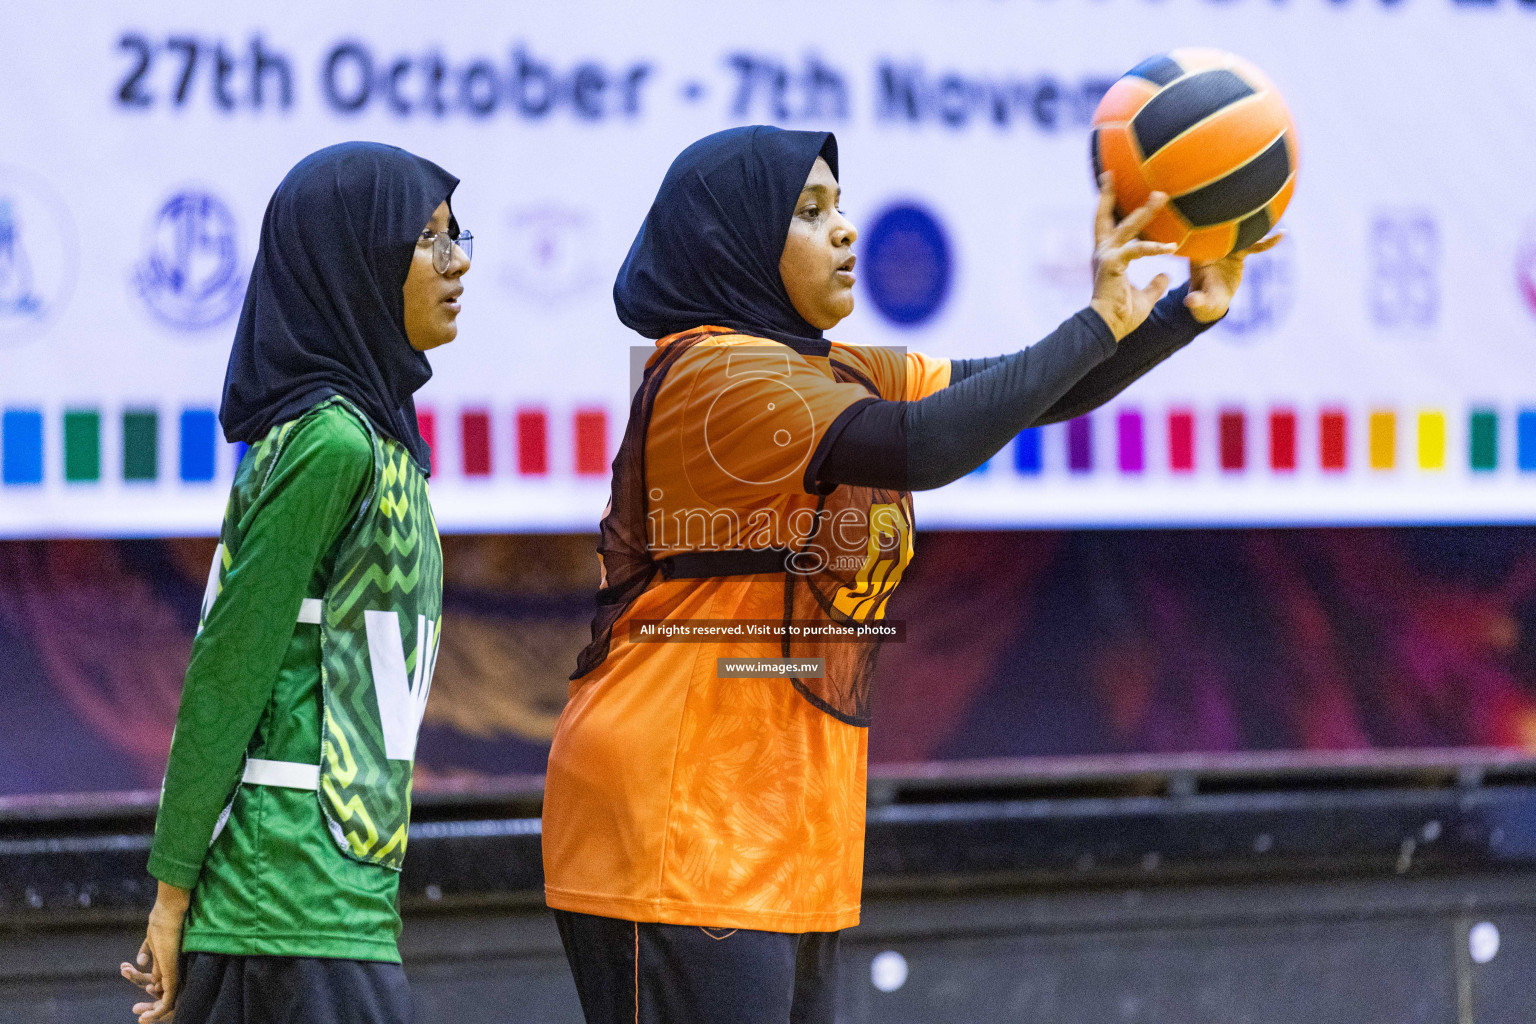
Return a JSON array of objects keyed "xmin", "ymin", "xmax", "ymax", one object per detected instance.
[
  {"xmin": 219, "ymin": 141, "xmax": 458, "ymax": 473},
  {"xmin": 613, "ymin": 125, "xmax": 838, "ymax": 356}
]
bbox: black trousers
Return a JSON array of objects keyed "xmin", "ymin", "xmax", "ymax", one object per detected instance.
[
  {"xmin": 173, "ymin": 952, "xmax": 413, "ymax": 1024},
  {"xmin": 554, "ymin": 909, "xmax": 840, "ymax": 1024}
]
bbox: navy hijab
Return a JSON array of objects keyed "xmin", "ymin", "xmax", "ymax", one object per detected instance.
[
  {"xmin": 220, "ymin": 141, "xmax": 458, "ymax": 473},
  {"xmin": 614, "ymin": 125, "xmax": 838, "ymax": 355}
]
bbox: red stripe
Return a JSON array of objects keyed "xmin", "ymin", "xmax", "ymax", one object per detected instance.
[
  {"xmin": 1269, "ymin": 409, "xmax": 1297, "ymax": 472},
  {"xmin": 574, "ymin": 408, "xmax": 608, "ymax": 476},
  {"xmin": 461, "ymin": 410, "xmax": 491, "ymax": 477},
  {"xmin": 416, "ymin": 409, "xmax": 437, "ymax": 476},
  {"xmin": 1320, "ymin": 408, "xmax": 1347, "ymax": 471},
  {"xmin": 1219, "ymin": 410, "xmax": 1246, "ymax": 471},
  {"xmin": 516, "ymin": 409, "xmax": 548, "ymax": 476},
  {"xmin": 1168, "ymin": 409, "xmax": 1195, "ymax": 472}
]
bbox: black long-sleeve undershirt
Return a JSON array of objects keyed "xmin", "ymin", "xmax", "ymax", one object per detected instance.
[{"xmin": 809, "ymin": 283, "xmax": 1215, "ymax": 492}]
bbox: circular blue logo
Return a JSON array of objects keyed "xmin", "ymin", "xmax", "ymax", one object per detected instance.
[
  {"xmin": 862, "ymin": 203, "xmax": 952, "ymax": 328},
  {"xmin": 134, "ymin": 190, "xmax": 246, "ymax": 332}
]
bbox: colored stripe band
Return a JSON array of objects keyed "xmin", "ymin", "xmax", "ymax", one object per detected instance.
[
  {"xmin": 2, "ymin": 410, "xmax": 43, "ymax": 485},
  {"xmin": 1417, "ymin": 411, "xmax": 1446, "ymax": 471},
  {"xmin": 1369, "ymin": 411, "xmax": 1396, "ymax": 470},
  {"xmin": 1469, "ymin": 410, "xmax": 1497, "ymax": 471},
  {"xmin": 574, "ymin": 409, "xmax": 608, "ymax": 475},
  {"xmin": 1270, "ymin": 409, "xmax": 1297, "ymax": 472},
  {"xmin": 1014, "ymin": 427, "xmax": 1042, "ymax": 475},
  {"xmin": 64, "ymin": 410, "xmax": 100, "ymax": 482},
  {"xmin": 1067, "ymin": 416, "xmax": 1093, "ymax": 473},
  {"xmin": 1118, "ymin": 410, "xmax": 1144, "ymax": 474},
  {"xmin": 1169, "ymin": 410, "xmax": 1195, "ymax": 472},
  {"xmin": 123, "ymin": 410, "xmax": 158, "ymax": 482},
  {"xmin": 180, "ymin": 409, "xmax": 217, "ymax": 482}
]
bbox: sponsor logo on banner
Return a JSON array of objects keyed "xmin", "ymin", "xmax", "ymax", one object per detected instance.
[
  {"xmin": 1368, "ymin": 211, "xmax": 1438, "ymax": 329},
  {"xmin": 1516, "ymin": 222, "xmax": 1536, "ymax": 320},
  {"xmin": 862, "ymin": 202, "xmax": 952, "ymax": 327},
  {"xmin": 0, "ymin": 166, "xmax": 78, "ymax": 345},
  {"xmin": 1216, "ymin": 236, "xmax": 1294, "ymax": 340},
  {"xmin": 499, "ymin": 206, "xmax": 601, "ymax": 305},
  {"xmin": 133, "ymin": 189, "xmax": 246, "ymax": 332}
]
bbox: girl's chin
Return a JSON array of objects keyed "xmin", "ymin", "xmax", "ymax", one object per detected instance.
[{"xmin": 813, "ymin": 300, "xmax": 854, "ymax": 331}]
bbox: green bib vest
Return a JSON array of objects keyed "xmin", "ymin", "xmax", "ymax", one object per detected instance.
[{"xmin": 201, "ymin": 396, "xmax": 442, "ymax": 872}]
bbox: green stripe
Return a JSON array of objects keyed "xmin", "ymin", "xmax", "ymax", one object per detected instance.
[
  {"xmin": 63, "ymin": 410, "xmax": 100, "ymax": 482},
  {"xmin": 123, "ymin": 410, "xmax": 158, "ymax": 481},
  {"xmin": 1469, "ymin": 410, "xmax": 1498, "ymax": 472}
]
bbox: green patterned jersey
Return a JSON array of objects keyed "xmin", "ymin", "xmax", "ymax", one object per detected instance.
[
  {"xmin": 149, "ymin": 397, "xmax": 442, "ymax": 961},
  {"xmin": 319, "ymin": 407, "xmax": 443, "ymax": 869}
]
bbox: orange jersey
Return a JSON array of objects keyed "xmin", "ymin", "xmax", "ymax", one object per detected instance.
[{"xmin": 543, "ymin": 327, "xmax": 949, "ymax": 932}]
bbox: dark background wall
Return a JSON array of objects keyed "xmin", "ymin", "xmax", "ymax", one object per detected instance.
[{"xmin": 3, "ymin": 527, "xmax": 1535, "ymax": 797}]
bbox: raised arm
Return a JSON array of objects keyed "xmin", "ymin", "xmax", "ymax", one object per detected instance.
[
  {"xmin": 810, "ymin": 307, "xmax": 1114, "ymax": 491},
  {"xmin": 810, "ymin": 177, "xmax": 1176, "ymax": 492},
  {"xmin": 811, "ymin": 175, "xmax": 1283, "ymax": 493},
  {"xmin": 950, "ymin": 281, "xmax": 1213, "ymax": 427}
]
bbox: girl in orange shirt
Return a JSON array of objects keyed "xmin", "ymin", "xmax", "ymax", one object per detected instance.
[{"xmin": 544, "ymin": 124, "xmax": 1277, "ymax": 1024}]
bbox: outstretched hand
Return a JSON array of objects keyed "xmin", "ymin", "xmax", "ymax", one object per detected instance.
[
  {"xmin": 1185, "ymin": 231, "xmax": 1286, "ymax": 323},
  {"xmin": 1088, "ymin": 172, "xmax": 1179, "ymax": 342}
]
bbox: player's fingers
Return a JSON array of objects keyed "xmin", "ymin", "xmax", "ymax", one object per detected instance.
[
  {"xmin": 1238, "ymin": 231, "xmax": 1285, "ymax": 256},
  {"xmin": 137, "ymin": 993, "xmax": 174, "ymax": 1024},
  {"xmin": 136, "ymin": 939, "xmax": 150, "ymax": 968},
  {"xmin": 1117, "ymin": 240, "xmax": 1178, "ymax": 263},
  {"xmin": 1094, "ymin": 172, "xmax": 1117, "ymax": 244},
  {"xmin": 1108, "ymin": 192, "xmax": 1167, "ymax": 247},
  {"xmin": 120, "ymin": 962, "xmax": 155, "ymax": 989},
  {"xmin": 1141, "ymin": 273, "xmax": 1171, "ymax": 305}
]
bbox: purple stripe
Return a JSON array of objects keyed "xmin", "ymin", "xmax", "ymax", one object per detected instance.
[
  {"xmin": 1117, "ymin": 410, "xmax": 1144, "ymax": 474},
  {"xmin": 1067, "ymin": 416, "xmax": 1093, "ymax": 473}
]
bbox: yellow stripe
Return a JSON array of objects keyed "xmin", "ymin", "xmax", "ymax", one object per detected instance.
[
  {"xmin": 1369, "ymin": 411, "xmax": 1396, "ymax": 470},
  {"xmin": 1417, "ymin": 411, "xmax": 1446, "ymax": 471}
]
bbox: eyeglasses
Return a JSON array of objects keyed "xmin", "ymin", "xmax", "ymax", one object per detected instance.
[{"xmin": 418, "ymin": 229, "xmax": 472, "ymax": 274}]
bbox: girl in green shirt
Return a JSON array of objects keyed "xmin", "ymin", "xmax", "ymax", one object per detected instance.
[{"xmin": 118, "ymin": 141, "xmax": 470, "ymax": 1024}]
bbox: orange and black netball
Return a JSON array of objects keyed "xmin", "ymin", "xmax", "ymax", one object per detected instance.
[{"xmin": 1091, "ymin": 48, "xmax": 1298, "ymax": 261}]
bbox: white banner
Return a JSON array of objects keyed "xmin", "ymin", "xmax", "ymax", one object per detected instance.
[{"xmin": 1, "ymin": 0, "xmax": 1533, "ymax": 536}]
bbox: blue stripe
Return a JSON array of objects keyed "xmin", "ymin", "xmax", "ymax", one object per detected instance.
[
  {"xmin": 1014, "ymin": 427, "xmax": 1043, "ymax": 475},
  {"xmin": 2, "ymin": 410, "xmax": 43, "ymax": 485},
  {"xmin": 179, "ymin": 409, "xmax": 217, "ymax": 482},
  {"xmin": 1519, "ymin": 410, "xmax": 1536, "ymax": 471}
]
